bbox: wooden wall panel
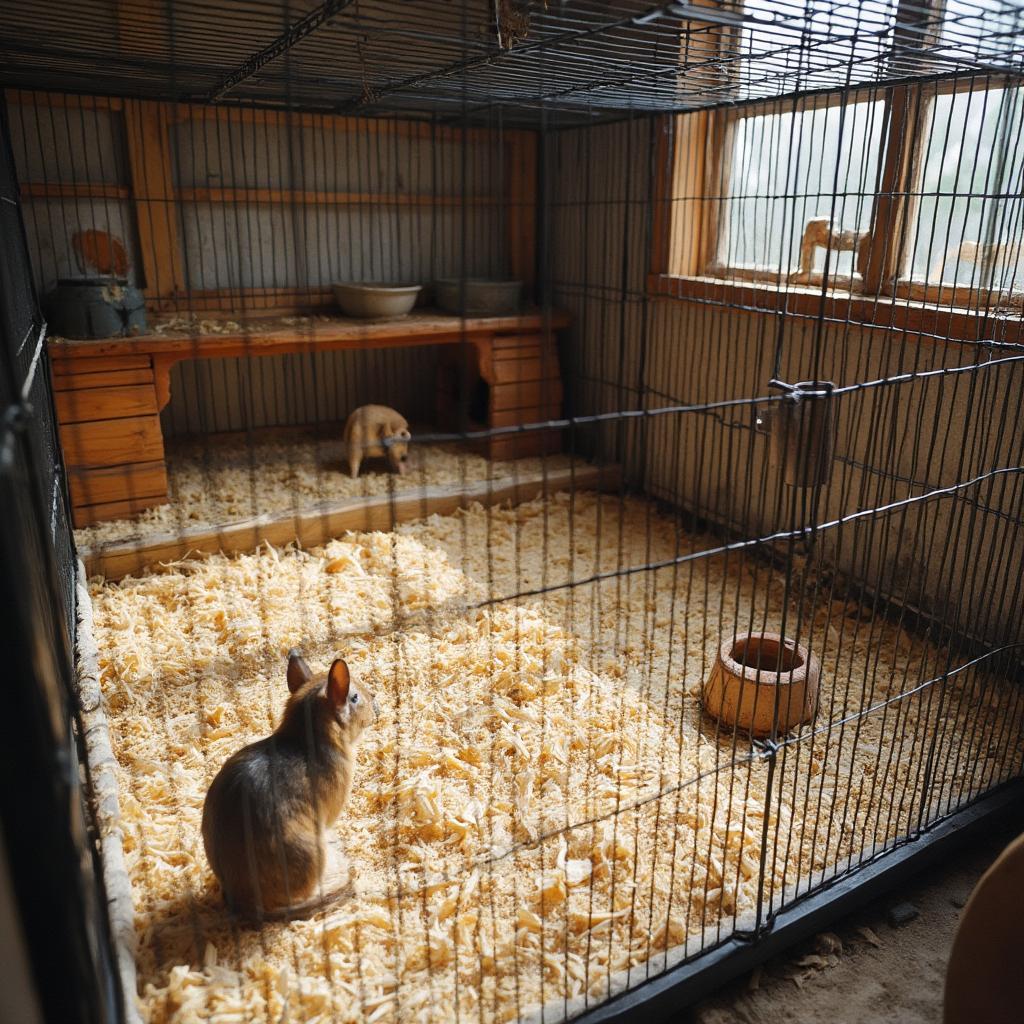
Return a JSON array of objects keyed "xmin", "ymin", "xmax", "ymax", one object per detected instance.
[
  {"xmin": 123, "ymin": 98, "xmax": 185, "ymax": 303},
  {"xmin": 160, "ymin": 346, "xmax": 446, "ymax": 437}
]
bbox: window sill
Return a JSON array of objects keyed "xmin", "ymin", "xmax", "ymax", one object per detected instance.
[{"xmin": 646, "ymin": 274, "xmax": 1024, "ymax": 347}]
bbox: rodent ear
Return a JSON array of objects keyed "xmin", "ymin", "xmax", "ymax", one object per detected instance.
[
  {"xmin": 286, "ymin": 649, "xmax": 313, "ymax": 693},
  {"xmin": 327, "ymin": 659, "xmax": 351, "ymax": 706}
]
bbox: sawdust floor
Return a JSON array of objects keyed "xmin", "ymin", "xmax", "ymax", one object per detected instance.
[
  {"xmin": 75, "ymin": 434, "xmax": 575, "ymax": 549},
  {"xmin": 85, "ymin": 491, "xmax": 1024, "ymax": 1024}
]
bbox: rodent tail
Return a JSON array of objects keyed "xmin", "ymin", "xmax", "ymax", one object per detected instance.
[{"xmin": 238, "ymin": 882, "xmax": 351, "ymax": 925}]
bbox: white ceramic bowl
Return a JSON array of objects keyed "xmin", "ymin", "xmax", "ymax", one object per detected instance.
[{"xmin": 333, "ymin": 283, "xmax": 421, "ymax": 318}]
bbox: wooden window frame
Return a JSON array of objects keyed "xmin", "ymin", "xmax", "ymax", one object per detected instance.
[
  {"xmin": 701, "ymin": 92, "xmax": 882, "ymax": 293},
  {"xmin": 886, "ymin": 75, "xmax": 1024, "ymax": 311}
]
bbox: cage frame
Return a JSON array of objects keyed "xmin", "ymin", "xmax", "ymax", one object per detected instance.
[{"xmin": 2, "ymin": 0, "xmax": 1024, "ymax": 1021}]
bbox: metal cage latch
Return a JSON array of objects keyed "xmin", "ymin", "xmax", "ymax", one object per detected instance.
[{"xmin": 756, "ymin": 380, "xmax": 837, "ymax": 488}]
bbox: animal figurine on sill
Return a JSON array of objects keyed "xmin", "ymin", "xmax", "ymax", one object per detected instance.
[
  {"xmin": 201, "ymin": 651, "xmax": 378, "ymax": 921},
  {"xmin": 343, "ymin": 403, "xmax": 411, "ymax": 478}
]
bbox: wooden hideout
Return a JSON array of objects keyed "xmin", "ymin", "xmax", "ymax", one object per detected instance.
[{"xmin": 51, "ymin": 312, "xmax": 569, "ymax": 527}]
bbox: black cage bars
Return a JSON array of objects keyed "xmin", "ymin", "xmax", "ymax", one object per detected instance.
[{"xmin": 1, "ymin": 0, "xmax": 1022, "ymax": 125}]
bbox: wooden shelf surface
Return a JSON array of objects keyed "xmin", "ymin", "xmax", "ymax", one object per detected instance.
[{"xmin": 49, "ymin": 310, "xmax": 571, "ymax": 363}]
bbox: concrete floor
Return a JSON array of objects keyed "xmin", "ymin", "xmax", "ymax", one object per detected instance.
[{"xmin": 687, "ymin": 821, "xmax": 1020, "ymax": 1024}]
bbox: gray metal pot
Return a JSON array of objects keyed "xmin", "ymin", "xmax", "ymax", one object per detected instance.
[
  {"xmin": 434, "ymin": 278, "xmax": 523, "ymax": 316},
  {"xmin": 42, "ymin": 277, "xmax": 147, "ymax": 339}
]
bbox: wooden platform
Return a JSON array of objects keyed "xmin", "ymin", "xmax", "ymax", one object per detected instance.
[
  {"xmin": 79, "ymin": 462, "xmax": 617, "ymax": 581},
  {"xmin": 49, "ymin": 310, "xmax": 569, "ymax": 527}
]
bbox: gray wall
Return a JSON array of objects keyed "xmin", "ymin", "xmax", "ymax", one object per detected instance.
[
  {"xmin": 7, "ymin": 100, "xmax": 142, "ymax": 289},
  {"xmin": 8, "ymin": 98, "xmax": 508, "ymax": 297},
  {"xmin": 548, "ymin": 118, "xmax": 1024, "ymax": 650},
  {"xmin": 169, "ymin": 116, "xmax": 506, "ymax": 293},
  {"xmin": 161, "ymin": 346, "xmax": 443, "ymax": 437},
  {"xmin": 10, "ymin": 95, "xmax": 507, "ymax": 435}
]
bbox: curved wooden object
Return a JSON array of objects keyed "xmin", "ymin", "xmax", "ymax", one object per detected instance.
[
  {"xmin": 944, "ymin": 830, "xmax": 1024, "ymax": 1024},
  {"xmin": 703, "ymin": 631, "xmax": 820, "ymax": 738}
]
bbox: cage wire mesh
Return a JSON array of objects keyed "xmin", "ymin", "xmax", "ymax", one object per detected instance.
[
  {"xmin": 1, "ymin": 0, "xmax": 1024, "ymax": 1021},
  {"xmin": 0, "ymin": 96, "xmax": 124, "ymax": 1023}
]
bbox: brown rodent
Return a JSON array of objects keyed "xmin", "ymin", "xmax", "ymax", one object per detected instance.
[
  {"xmin": 342, "ymin": 404, "xmax": 411, "ymax": 478},
  {"xmin": 201, "ymin": 651, "xmax": 378, "ymax": 920}
]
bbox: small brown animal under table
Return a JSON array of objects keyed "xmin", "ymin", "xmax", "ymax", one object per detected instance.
[{"xmin": 49, "ymin": 310, "xmax": 569, "ymax": 527}]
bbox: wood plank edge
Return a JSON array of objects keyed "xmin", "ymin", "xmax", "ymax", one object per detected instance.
[{"xmin": 80, "ymin": 464, "xmax": 621, "ymax": 581}]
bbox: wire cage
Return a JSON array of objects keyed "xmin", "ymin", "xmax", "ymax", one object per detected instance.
[{"xmin": 1, "ymin": 1, "xmax": 1024, "ymax": 1022}]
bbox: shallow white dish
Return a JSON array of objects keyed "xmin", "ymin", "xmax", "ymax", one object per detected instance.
[{"xmin": 332, "ymin": 283, "xmax": 422, "ymax": 318}]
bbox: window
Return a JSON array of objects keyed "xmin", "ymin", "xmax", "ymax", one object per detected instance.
[
  {"xmin": 657, "ymin": 0, "xmax": 1024, "ymax": 311},
  {"xmin": 713, "ymin": 99, "xmax": 886, "ymax": 285},
  {"xmin": 900, "ymin": 83, "xmax": 1024, "ymax": 305},
  {"xmin": 938, "ymin": 0, "xmax": 1024, "ymax": 64}
]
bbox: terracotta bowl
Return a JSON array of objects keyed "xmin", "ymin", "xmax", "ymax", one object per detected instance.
[{"xmin": 702, "ymin": 631, "xmax": 820, "ymax": 738}]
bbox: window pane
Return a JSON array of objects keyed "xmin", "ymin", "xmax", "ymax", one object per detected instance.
[
  {"xmin": 719, "ymin": 99, "xmax": 886, "ymax": 275},
  {"xmin": 908, "ymin": 86, "xmax": 1024, "ymax": 293}
]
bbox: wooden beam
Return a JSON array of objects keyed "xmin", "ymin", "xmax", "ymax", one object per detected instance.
[
  {"xmin": 3, "ymin": 89, "xmax": 124, "ymax": 111},
  {"xmin": 78, "ymin": 463, "xmax": 619, "ymax": 581},
  {"xmin": 59, "ymin": 415, "xmax": 165, "ymax": 468},
  {"xmin": 169, "ymin": 102, "xmax": 496, "ymax": 144},
  {"xmin": 73, "ymin": 493, "xmax": 168, "ymax": 529},
  {"xmin": 54, "ymin": 383, "xmax": 159, "ymax": 424},
  {"xmin": 176, "ymin": 186, "xmax": 496, "ymax": 207},
  {"xmin": 68, "ymin": 461, "xmax": 167, "ymax": 510},
  {"xmin": 48, "ymin": 311, "xmax": 571, "ymax": 362},
  {"xmin": 123, "ymin": 99, "xmax": 185, "ymax": 303},
  {"xmin": 699, "ymin": 109, "xmax": 732, "ymax": 273},
  {"xmin": 52, "ymin": 366, "xmax": 156, "ymax": 390},
  {"xmin": 506, "ymin": 130, "xmax": 538, "ymax": 294},
  {"xmin": 650, "ymin": 116, "xmax": 674, "ymax": 276},
  {"xmin": 20, "ymin": 182, "xmax": 131, "ymax": 201},
  {"xmin": 667, "ymin": 111, "xmax": 710, "ymax": 277},
  {"xmin": 862, "ymin": 86, "xmax": 925, "ymax": 295},
  {"xmin": 51, "ymin": 354, "xmax": 152, "ymax": 376}
]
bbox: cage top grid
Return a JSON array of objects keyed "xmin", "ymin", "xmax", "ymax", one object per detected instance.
[{"xmin": 1, "ymin": 0, "xmax": 1023, "ymax": 125}]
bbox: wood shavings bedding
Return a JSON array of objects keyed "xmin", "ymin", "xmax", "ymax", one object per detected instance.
[
  {"xmin": 76, "ymin": 436, "xmax": 573, "ymax": 548},
  {"xmin": 85, "ymin": 492, "xmax": 1024, "ymax": 1024},
  {"xmin": 150, "ymin": 315, "xmax": 333, "ymax": 336}
]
